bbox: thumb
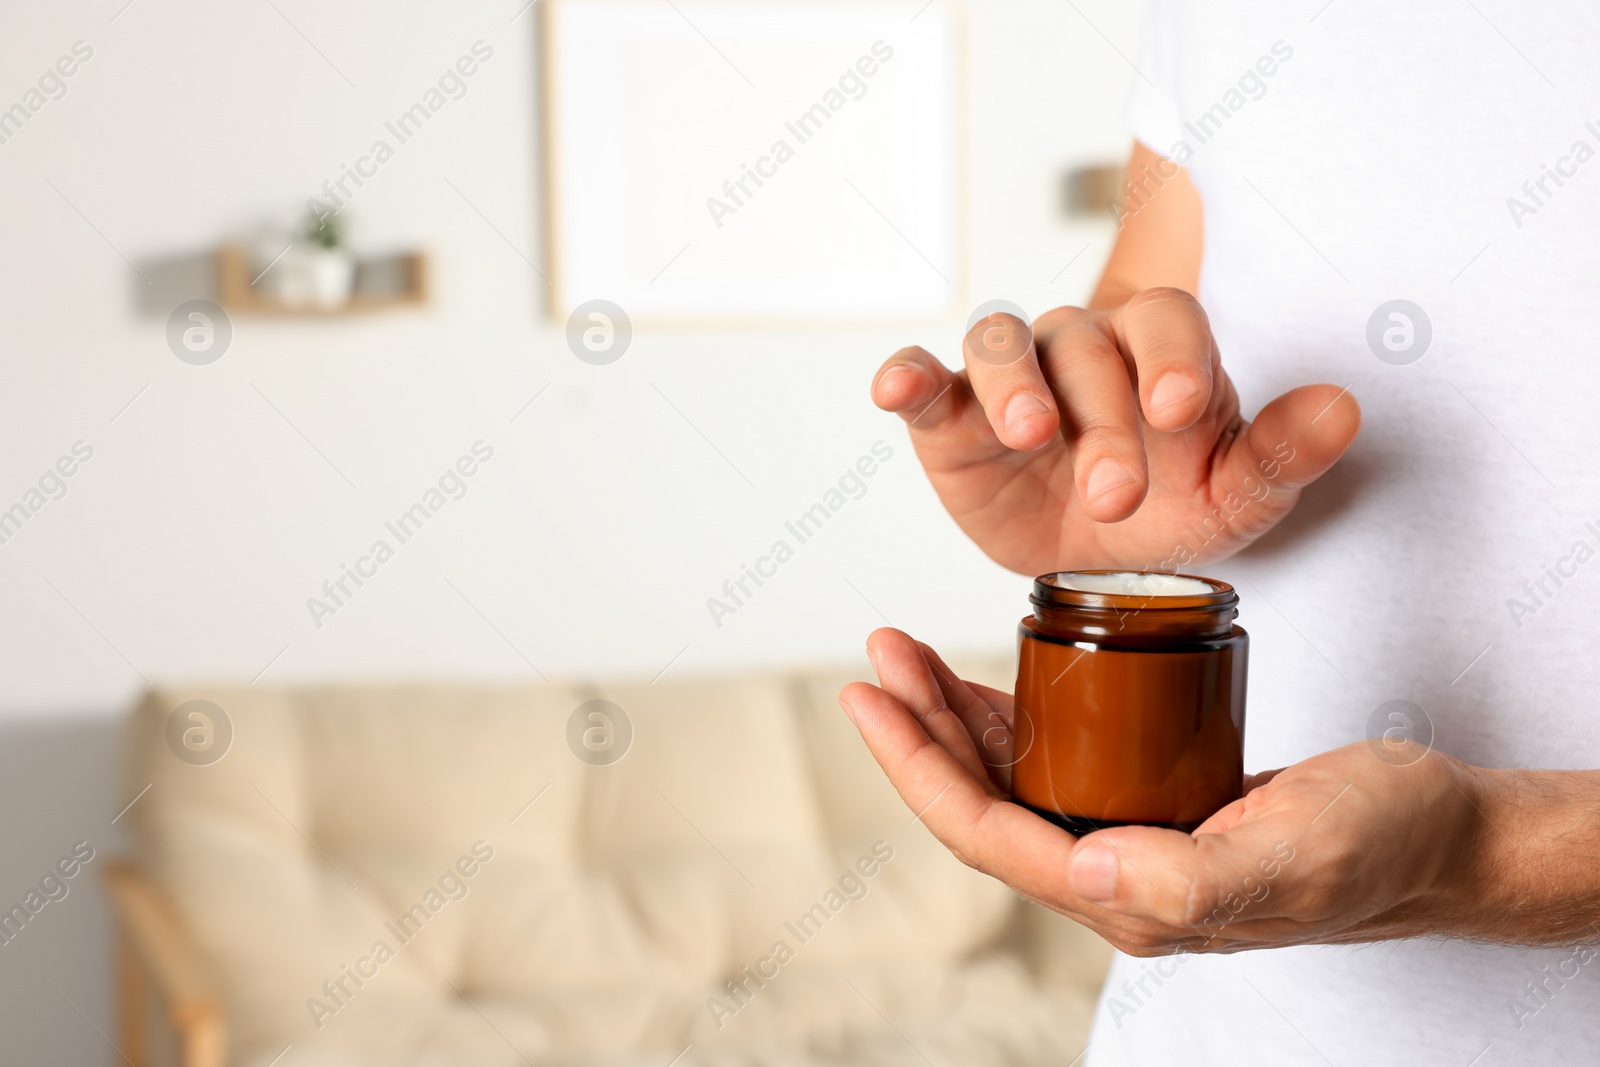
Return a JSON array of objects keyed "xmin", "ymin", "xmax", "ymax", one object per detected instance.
[
  {"xmin": 1212, "ymin": 383, "xmax": 1360, "ymax": 544},
  {"xmin": 1067, "ymin": 818, "xmax": 1300, "ymax": 936}
]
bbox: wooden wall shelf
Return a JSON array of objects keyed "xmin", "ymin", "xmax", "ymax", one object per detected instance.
[{"xmin": 217, "ymin": 245, "xmax": 429, "ymax": 315}]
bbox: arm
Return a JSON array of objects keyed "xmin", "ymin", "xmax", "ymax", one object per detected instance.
[
  {"xmin": 1456, "ymin": 767, "xmax": 1600, "ymax": 945},
  {"xmin": 1090, "ymin": 141, "xmax": 1204, "ymax": 308}
]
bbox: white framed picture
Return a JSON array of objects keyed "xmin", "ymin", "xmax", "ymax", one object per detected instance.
[{"xmin": 542, "ymin": 0, "xmax": 961, "ymax": 324}]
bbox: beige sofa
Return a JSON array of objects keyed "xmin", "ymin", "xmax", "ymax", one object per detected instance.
[{"xmin": 112, "ymin": 660, "xmax": 1110, "ymax": 1066}]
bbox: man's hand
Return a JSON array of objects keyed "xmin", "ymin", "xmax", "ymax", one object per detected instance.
[
  {"xmin": 872, "ymin": 290, "xmax": 1361, "ymax": 575},
  {"xmin": 838, "ymin": 628, "xmax": 1536, "ymax": 956}
]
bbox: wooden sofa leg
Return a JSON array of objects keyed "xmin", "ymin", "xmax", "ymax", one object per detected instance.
[
  {"xmin": 183, "ymin": 1017, "xmax": 225, "ymax": 1067},
  {"xmin": 105, "ymin": 862, "xmax": 225, "ymax": 1067},
  {"xmin": 119, "ymin": 934, "xmax": 148, "ymax": 1067}
]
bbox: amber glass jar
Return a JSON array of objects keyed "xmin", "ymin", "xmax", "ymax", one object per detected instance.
[{"xmin": 1012, "ymin": 571, "xmax": 1247, "ymax": 835}]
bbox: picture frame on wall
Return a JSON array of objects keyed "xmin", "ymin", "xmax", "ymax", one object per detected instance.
[{"xmin": 541, "ymin": 0, "xmax": 962, "ymax": 326}]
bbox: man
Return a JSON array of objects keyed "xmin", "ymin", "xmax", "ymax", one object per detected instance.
[{"xmin": 840, "ymin": 3, "xmax": 1600, "ymax": 1063}]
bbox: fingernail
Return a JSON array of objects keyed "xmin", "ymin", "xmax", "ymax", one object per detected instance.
[
  {"xmin": 1070, "ymin": 842, "xmax": 1119, "ymax": 903},
  {"xmin": 839, "ymin": 696, "xmax": 858, "ymax": 724},
  {"xmin": 1149, "ymin": 373, "xmax": 1199, "ymax": 413},
  {"xmin": 1086, "ymin": 459, "xmax": 1133, "ymax": 501},
  {"xmin": 1004, "ymin": 393, "xmax": 1049, "ymax": 432}
]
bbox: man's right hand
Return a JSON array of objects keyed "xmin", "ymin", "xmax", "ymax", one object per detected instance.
[{"xmin": 871, "ymin": 288, "xmax": 1362, "ymax": 576}]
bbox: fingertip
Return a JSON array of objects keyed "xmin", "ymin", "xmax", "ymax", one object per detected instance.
[
  {"xmin": 840, "ymin": 680, "xmax": 878, "ymax": 703},
  {"xmin": 1069, "ymin": 839, "xmax": 1120, "ymax": 904},
  {"xmin": 1307, "ymin": 384, "xmax": 1362, "ymax": 447},
  {"xmin": 865, "ymin": 627, "xmax": 914, "ymax": 672},
  {"xmin": 1144, "ymin": 372, "xmax": 1205, "ymax": 431},
  {"xmin": 866, "ymin": 626, "xmax": 910, "ymax": 652},
  {"xmin": 1267, "ymin": 384, "xmax": 1361, "ymax": 488},
  {"xmin": 872, "ymin": 360, "xmax": 931, "ymax": 412},
  {"xmin": 838, "ymin": 681, "xmax": 878, "ymax": 724},
  {"xmin": 1080, "ymin": 458, "xmax": 1147, "ymax": 522},
  {"xmin": 999, "ymin": 392, "xmax": 1059, "ymax": 450}
]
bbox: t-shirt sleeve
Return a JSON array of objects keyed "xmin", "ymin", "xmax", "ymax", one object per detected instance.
[{"xmin": 1126, "ymin": 0, "xmax": 1184, "ymax": 155}]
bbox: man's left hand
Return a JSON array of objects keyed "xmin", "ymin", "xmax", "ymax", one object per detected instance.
[{"xmin": 839, "ymin": 627, "xmax": 1489, "ymax": 956}]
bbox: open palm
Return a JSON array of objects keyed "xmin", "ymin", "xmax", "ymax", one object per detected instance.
[{"xmin": 841, "ymin": 628, "xmax": 1482, "ymax": 957}]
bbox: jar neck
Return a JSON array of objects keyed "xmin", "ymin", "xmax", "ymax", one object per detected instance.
[{"xmin": 1028, "ymin": 572, "xmax": 1238, "ymax": 640}]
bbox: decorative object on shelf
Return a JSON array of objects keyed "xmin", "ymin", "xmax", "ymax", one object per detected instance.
[
  {"xmin": 216, "ymin": 216, "xmax": 428, "ymax": 317},
  {"xmin": 273, "ymin": 209, "xmax": 357, "ymax": 310}
]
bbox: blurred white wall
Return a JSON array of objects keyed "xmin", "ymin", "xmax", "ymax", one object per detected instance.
[
  {"xmin": 0, "ymin": 0, "xmax": 1136, "ymax": 714},
  {"xmin": 0, "ymin": 0, "xmax": 1136, "ymax": 1057}
]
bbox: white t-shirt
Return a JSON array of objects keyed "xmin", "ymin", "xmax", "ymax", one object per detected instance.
[{"xmin": 1088, "ymin": 4, "xmax": 1600, "ymax": 1065}]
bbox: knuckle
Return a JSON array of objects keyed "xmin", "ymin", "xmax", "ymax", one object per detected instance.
[
  {"xmin": 1125, "ymin": 289, "xmax": 1214, "ymax": 362},
  {"xmin": 1036, "ymin": 303, "xmax": 1088, "ymax": 334},
  {"xmin": 960, "ymin": 792, "xmax": 999, "ymax": 845},
  {"xmin": 1073, "ymin": 420, "xmax": 1142, "ymax": 463},
  {"xmin": 1034, "ymin": 305, "xmax": 1090, "ymax": 333},
  {"xmin": 1076, "ymin": 412, "xmax": 1131, "ymax": 439},
  {"xmin": 1127, "ymin": 286, "xmax": 1201, "ymax": 318},
  {"xmin": 1125, "ymin": 300, "xmax": 1215, "ymax": 384},
  {"xmin": 1037, "ymin": 309, "xmax": 1113, "ymax": 355},
  {"xmin": 911, "ymin": 698, "xmax": 956, "ymax": 731},
  {"xmin": 964, "ymin": 321, "xmax": 1034, "ymax": 370}
]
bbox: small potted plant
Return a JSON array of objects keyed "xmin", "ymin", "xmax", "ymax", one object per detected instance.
[
  {"xmin": 274, "ymin": 208, "xmax": 356, "ymax": 310},
  {"xmin": 301, "ymin": 209, "xmax": 355, "ymax": 310}
]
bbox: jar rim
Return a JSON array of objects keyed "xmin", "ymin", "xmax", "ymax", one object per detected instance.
[{"xmin": 1031, "ymin": 570, "xmax": 1238, "ymax": 611}]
